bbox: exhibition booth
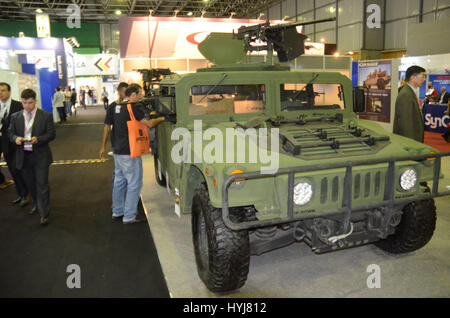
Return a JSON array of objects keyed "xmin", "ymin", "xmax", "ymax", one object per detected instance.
[
  {"xmin": 353, "ymin": 53, "xmax": 450, "ymax": 135},
  {"xmin": 0, "ymin": 36, "xmax": 73, "ymax": 114},
  {"xmin": 69, "ymin": 53, "xmax": 120, "ymax": 104}
]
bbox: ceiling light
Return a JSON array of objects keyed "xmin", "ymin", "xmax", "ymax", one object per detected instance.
[
  {"xmin": 320, "ymin": 38, "xmax": 326, "ymax": 43},
  {"xmin": 35, "ymin": 9, "xmax": 43, "ymax": 14},
  {"xmin": 348, "ymin": 51, "xmax": 354, "ymax": 55},
  {"xmin": 187, "ymin": 11, "xmax": 193, "ymax": 16},
  {"xmin": 115, "ymin": 10, "xmax": 122, "ymax": 15},
  {"xmin": 334, "ymin": 52, "xmax": 340, "ymax": 57}
]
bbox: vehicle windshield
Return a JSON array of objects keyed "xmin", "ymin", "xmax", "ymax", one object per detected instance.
[
  {"xmin": 280, "ymin": 83, "xmax": 345, "ymax": 111},
  {"xmin": 189, "ymin": 84, "xmax": 265, "ymax": 116}
]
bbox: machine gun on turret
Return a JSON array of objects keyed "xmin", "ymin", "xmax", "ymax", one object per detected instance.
[{"xmin": 234, "ymin": 17, "xmax": 336, "ymax": 63}]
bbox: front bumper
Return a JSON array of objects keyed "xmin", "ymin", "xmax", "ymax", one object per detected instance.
[{"xmin": 222, "ymin": 151, "xmax": 450, "ymax": 231}]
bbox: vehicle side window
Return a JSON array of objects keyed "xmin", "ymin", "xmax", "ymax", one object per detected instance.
[
  {"xmin": 280, "ymin": 83, "xmax": 345, "ymax": 111},
  {"xmin": 160, "ymin": 85, "xmax": 176, "ymax": 112},
  {"xmin": 189, "ymin": 84, "xmax": 266, "ymax": 116}
]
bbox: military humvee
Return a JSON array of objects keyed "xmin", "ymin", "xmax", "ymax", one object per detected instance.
[
  {"xmin": 363, "ymin": 69, "xmax": 392, "ymax": 90},
  {"xmin": 149, "ymin": 19, "xmax": 450, "ymax": 293}
]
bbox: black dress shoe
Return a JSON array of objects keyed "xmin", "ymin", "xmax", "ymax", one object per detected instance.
[
  {"xmin": 40, "ymin": 217, "xmax": 49, "ymax": 226},
  {"xmin": 12, "ymin": 197, "xmax": 22, "ymax": 204},
  {"xmin": 19, "ymin": 197, "xmax": 30, "ymax": 207},
  {"xmin": 29, "ymin": 206, "xmax": 37, "ymax": 215}
]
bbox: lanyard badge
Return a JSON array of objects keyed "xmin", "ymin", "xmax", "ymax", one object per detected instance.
[{"xmin": 23, "ymin": 111, "xmax": 36, "ymax": 152}]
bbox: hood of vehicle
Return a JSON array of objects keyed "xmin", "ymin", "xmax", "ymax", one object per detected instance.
[
  {"xmin": 187, "ymin": 119, "xmax": 435, "ymax": 174},
  {"xmin": 277, "ymin": 122, "xmax": 390, "ymax": 159}
]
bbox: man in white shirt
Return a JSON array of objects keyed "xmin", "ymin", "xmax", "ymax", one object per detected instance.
[{"xmin": 52, "ymin": 87, "xmax": 66, "ymax": 123}]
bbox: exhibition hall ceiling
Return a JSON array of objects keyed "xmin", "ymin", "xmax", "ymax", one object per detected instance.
[{"xmin": 0, "ymin": 0, "xmax": 284, "ymax": 23}]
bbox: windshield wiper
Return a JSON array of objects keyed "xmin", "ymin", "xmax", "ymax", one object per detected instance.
[
  {"xmin": 198, "ymin": 73, "xmax": 228, "ymax": 103},
  {"xmin": 297, "ymin": 113, "xmax": 343, "ymax": 125},
  {"xmin": 269, "ymin": 113, "xmax": 343, "ymax": 126}
]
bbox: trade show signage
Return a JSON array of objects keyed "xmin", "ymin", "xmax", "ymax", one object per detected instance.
[
  {"xmin": 69, "ymin": 54, "xmax": 118, "ymax": 76},
  {"xmin": 36, "ymin": 13, "xmax": 51, "ymax": 38},
  {"xmin": 119, "ymin": 17, "xmax": 288, "ymax": 59},
  {"xmin": 429, "ymin": 74, "xmax": 450, "ymax": 92},
  {"xmin": 0, "ymin": 37, "xmax": 68, "ymax": 87},
  {"xmin": 358, "ymin": 60, "xmax": 392, "ymax": 123},
  {"xmin": 423, "ymin": 104, "xmax": 449, "ymax": 134}
]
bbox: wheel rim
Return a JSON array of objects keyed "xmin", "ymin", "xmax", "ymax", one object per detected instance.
[{"xmin": 197, "ymin": 207, "xmax": 209, "ymax": 271}]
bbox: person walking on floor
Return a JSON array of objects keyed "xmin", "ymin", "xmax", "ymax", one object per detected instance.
[
  {"xmin": 100, "ymin": 82, "xmax": 129, "ymax": 206},
  {"xmin": 70, "ymin": 88, "xmax": 77, "ymax": 116},
  {"xmin": 64, "ymin": 87, "xmax": 72, "ymax": 117},
  {"xmin": 103, "ymin": 83, "xmax": 164, "ymax": 224},
  {"xmin": 88, "ymin": 87, "xmax": 94, "ymax": 105},
  {"xmin": 79, "ymin": 86, "xmax": 86, "ymax": 110},
  {"xmin": 393, "ymin": 65, "xmax": 427, "ymax": 143},
  {"xmin": 102, "ymin": 87, "xmax": 109, "ymax": 110},
  {"xmin": 53, "ymin": 87, "xmax": 66, "ymax": 123},
  {"xmin": 8, "ymin": 89, "xmax": 56, "ymax": 225},
  {"xmin": 0, "ymin": 82, "xmax": 29, "ymax": 204}
]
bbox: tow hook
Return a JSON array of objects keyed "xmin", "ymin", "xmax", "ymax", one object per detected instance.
[{"xmin": 328, "ymin": 223, "xmax": 354, "ymax": 244}]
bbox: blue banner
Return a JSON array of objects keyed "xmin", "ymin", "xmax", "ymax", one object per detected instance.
[{"xmin": 429, "ymin": 74, "xmax": 450, "ymax": 95}]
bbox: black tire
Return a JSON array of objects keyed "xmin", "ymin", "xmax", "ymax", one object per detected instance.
[
  {"xmin": 192, "ymin": 183, "xmax": 250, "ymax": 293},
  {"xmin": 153, "ymin": 154, "xmax": 166, "ymax": 187},
  {"xmin": 375, "ymin": 199, "xmax": 436, "ymax": 254}
]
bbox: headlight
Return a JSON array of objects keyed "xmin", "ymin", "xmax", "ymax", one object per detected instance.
[
  {"xmin": 293, "ymin": 182, "xmax": 313, "ymax": 205},
  {"xmin": 400, "ymin": 169, "xmax": 417, "ymax": 191}
]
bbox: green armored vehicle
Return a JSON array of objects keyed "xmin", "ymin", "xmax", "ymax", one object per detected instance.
[{"xmin": 149, "ymin": 20, "xmax": 450, "ymax": 293}]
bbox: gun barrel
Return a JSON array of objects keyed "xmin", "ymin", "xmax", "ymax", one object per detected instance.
[{"xmin": 267, "ymin": 17, "xmax": 336, "ymax": 30}]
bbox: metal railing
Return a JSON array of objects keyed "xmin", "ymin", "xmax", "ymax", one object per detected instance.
[{"xmin": 222, "ymin": 151, "xmax": 450, "ymax": 231}]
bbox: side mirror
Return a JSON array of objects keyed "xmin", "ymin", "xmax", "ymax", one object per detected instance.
[{"xmin": 353, "ymin": 86, "xmax": 366, "ymax": 113}]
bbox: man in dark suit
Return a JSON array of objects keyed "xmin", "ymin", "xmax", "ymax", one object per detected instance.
[
  {"xmin": 8, "ymin": 89, "xmax": 55, "ymax": 225},
  {"xmin": 393, "ymin": 65, "xmax": 427, "ymax": 143},
  {"xmin": 438, "ymin": 87, "xmax": 449, "ymax": 105},
  {"xmin": 0, "ymin": 82, "xmax": 29, "ymax": 203}
]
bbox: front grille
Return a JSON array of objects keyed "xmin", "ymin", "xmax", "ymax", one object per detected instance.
[
  {"xmin": 319, "ymin": 176, "xmax": 341, "ymax": 204},
  {"xmin": 319, "ymin": 170, "xmax": 384, "ymax": 206}
]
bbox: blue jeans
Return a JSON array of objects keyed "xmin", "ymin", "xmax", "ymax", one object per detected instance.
[
  {"xmin": 112, "ymin": 154, "xmax": 143, "ymax": 222},
  {"xmin": 65, "ymin": 101, "xmax": 72, "ymax": 116}
]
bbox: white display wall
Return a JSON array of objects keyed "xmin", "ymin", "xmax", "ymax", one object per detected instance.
[{"xmin": 260, "ymin": 0, "xmax": 450, "ymax": 53}]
